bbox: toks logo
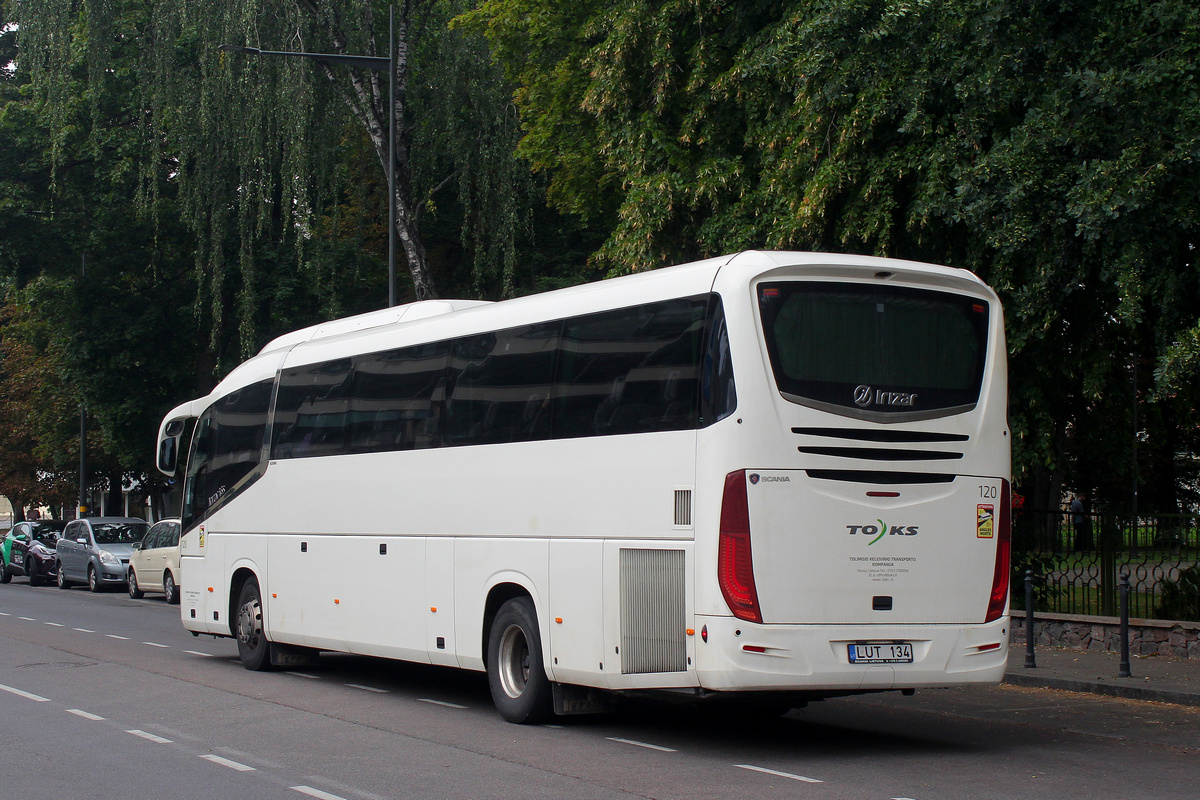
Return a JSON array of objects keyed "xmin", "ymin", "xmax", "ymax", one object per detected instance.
[{"xmin": 847, "ymin": 520, "xmax": 920, "ymax": 545}]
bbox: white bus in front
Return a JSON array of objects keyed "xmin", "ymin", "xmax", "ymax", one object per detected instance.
[{"xmin": 157, "ymin": 251, "xmax": 1010, "ymax": 723}]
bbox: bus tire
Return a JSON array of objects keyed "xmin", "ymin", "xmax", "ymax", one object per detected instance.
[
  {"xmin": 487, "ymin": 597, "xmax": 552, "ymax": 724},
  {"xmin": 235, "ymin": 578, "xmax": 274, "ymax": 671}
]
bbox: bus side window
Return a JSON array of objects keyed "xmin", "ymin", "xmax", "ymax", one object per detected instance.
[
  {"xmin": 347, "ymin": 341, "xmax": 450, "ymax": 453},
  {"xmin": 700, "ymin": 296, "xmax": 737, "ymax": 425}
]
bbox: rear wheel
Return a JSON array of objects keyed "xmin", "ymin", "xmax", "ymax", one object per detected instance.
[
  {"xmin": 235, "ymin": 578, "xmax": 274, "ymax": 671},
  {"xmin": 0, "ymin": 560, "xmax": 10, "ymax": 584},
  {"xmin": 127, "ymin": 570, "xmax": 144, "ymax": 599},
  {"xmin": 486, "ymin": 597, "xmax": 553, "ymax": 724},
  {"xmin": 163, "ymin": 571, "xmax": 179, "ymax": 605}
]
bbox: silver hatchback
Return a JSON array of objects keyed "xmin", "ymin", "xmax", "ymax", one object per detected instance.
[{"xmin": 56, "ymin": 517, "xmax": 149, "ymax": 592}]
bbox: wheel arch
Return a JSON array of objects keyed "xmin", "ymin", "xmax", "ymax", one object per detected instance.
[
  {"xmin": 227, "ymin": 566, "xmax": 260, "ymax": 638},
  {"xmin": 481, "ymin": 581, "xmax": 537, "ymax": 670}
]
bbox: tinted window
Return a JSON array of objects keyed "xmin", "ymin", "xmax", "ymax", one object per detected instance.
[
  {"xmin": 30, "ymin": 521, "xmax": 66, "ymax": 543},
  {"xmin": 758, "ymin": 282, "xmax": 988, "ymax": 417},
  {"xmin": 347, "ymin": 342, "xmax": 449, "ymax": 453},
  {"xmin": 554, "ymin": 298, "xmax": 707, "ymax": 438},
  {"xmin": 91, "ymin": 523, "xmax": 148, "ymax": 544},
  {"xmin": 183, "ymin": 378, "xmax": 274, "ymax": 529},
  {"xmin": 700, "ymin": 296, "xmax": 737, "ymax": 425},
  {"xmin": 443, "ymin": 323, "xmax": 559, "ymax": 446},
  {"xmin": 273, "ymin": 359, "xmax": 353, "ymax": 459}
]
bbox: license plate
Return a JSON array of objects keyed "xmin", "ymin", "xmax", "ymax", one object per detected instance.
[{"xmin": 848, "ymin": 642, "xmax": 913, "ymax": 664}]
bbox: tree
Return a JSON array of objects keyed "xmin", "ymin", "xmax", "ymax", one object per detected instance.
[{"xmin": 472, "ymin": 0, "xmax": 1200, "ymax": 511}]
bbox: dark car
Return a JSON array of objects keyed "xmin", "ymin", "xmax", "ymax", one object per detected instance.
[{"xmin": 1, "ymin": 520, "xmax": 67, "ymax": 586}]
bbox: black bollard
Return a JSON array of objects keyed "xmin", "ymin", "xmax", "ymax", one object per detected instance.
[
  {"xmin": 1119, "ymin": 572, "xmax": 1132, "ymax": 678},
  {"xmin": 1025, "ymin": 569, "xmax": 1036, "ymax": 669}
]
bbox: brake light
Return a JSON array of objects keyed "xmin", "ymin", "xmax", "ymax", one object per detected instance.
[
  {"xmin": 718, "ymin": 470, "xmax": 763, "ymax": 624},
  {"xmin": 984, "ymin": 479, "xmax": 1012, "ymax": 623}
]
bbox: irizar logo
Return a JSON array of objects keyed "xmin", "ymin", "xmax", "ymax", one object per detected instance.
[
  {"xmin": 853, "ymin": 384, "xmax": 918, "ymax": 408},
  {"xmin": 847, "ymin": 520, "xmax": 920, "ymax": 545}
]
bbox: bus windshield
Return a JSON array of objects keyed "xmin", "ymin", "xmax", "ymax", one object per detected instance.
[{"xmin": 758, "ymin": 281, "xmax": 989, "ymax": 418}]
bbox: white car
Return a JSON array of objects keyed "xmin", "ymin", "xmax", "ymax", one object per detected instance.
[{"xmin": 127, "ymin": 518, "xmax": 182, "ymax": 603}]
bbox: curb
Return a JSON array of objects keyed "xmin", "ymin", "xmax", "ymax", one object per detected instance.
[{"xmin": 1002, "ymin": 672, "xmax": 1200, "ymax": 708}]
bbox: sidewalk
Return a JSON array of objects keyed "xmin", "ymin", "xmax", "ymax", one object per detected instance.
[{"xmin": 1004, "ymin": 641, "xmax": 1200, "ymax": 707}]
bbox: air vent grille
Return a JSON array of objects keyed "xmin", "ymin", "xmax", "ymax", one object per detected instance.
[
  {"xmin": 674, "ymin": 489, "xmax": 693, "ymax": 527},
  {"xmin": 620, "ymin": 549, "xmax": 687, "ymax": 674}
]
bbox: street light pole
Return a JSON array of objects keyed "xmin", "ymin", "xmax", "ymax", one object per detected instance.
[{"xmin": 219, "ymin": 4, "xmax": 397, "ymax": 306}]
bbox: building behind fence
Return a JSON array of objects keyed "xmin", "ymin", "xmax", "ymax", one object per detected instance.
[{"xmin": 1012, "ymin": 509, "xmax": 1200, "ymax": 623}]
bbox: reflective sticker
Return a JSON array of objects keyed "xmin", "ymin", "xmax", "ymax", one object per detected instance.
[{"xmin": 977, "ymin": 505, "xmax": 995, "ymax": 539}]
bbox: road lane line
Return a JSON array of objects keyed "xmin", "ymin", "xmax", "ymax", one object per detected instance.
[
  {"xmin": 418, "ymin": 698, "xmax": 468, "ymax": 709},
  {"xmin": 142, "ymin": 641, "xmax": 170, "ymax": 648},
  {"xmin": 45, "ymin": 622, "xmax": 65, "ymax": 627},
  {"xmin": 607, "ymin": 737, "xmax": 677, "ymax": 752},
  {"xmin": 345, "ymin": 683, "xmax": 388, "ymax": 694},
  {"xmin": 199, "ymin": 754, "xmax": 256, "ymax": 771},
  {"xmin": 106, "ymin": 634, "xmax": 130, "ymax": 640},
  {"xmin": 286, "ymin": 671, "xmax": 320, "ymax": 679},
  {"xmin": 0, "ymin": 611, "xmax": 10, "ymax": 615},
  {"xmin": 185, "ymin": 650, "xmax": 214, "ymax": 657},
  {"xmin": 0, "ymin": 683, "xmax": 51, "ymax": 702},
  {"xmin": 291, "ymin": 787, "xmax": 348, "ymax": 800},
  {"xmin": 735, "ymin": 764, "xmax": 823, "ymax": 783},
  {"xmin": 67, "ymin": 709, "xmax": 105, "ymax": 721},
  {"xmin": 18, "ymin": 616, "xmax": 35, "ymax": 621},
  {"xmin": 74, "ymin": 628, "xmax": 95, "ymax": 633},
  {"xmin": 127, "ymin": 729, "xmax": 173, "ymax": 744}
]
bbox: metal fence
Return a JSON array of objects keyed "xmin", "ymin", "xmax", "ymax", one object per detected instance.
[{"xmin": 1012, "ymin": 509, "xmax": 1200, "ymax": 622}]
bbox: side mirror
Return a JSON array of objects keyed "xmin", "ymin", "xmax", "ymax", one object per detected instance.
[
  {"xmin": 158, "ymin": 432, "xmax": 179, "ymax": 474},
  {"xmin": 76, "ymin": 537, "xmax": 88, "ymax": 545}
]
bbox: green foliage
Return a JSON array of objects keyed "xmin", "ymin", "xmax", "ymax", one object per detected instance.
[{"xmin": 1157, "ymin": 566, "xmax": 1200, "ymax": 621}]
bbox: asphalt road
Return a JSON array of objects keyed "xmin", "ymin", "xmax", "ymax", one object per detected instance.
[{"xmin": 2, "ymin": 578, "xmax": 1197, "ymax": 800}]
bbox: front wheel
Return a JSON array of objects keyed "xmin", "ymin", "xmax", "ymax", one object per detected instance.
[
  {"xmin": 56, "ymin": 564, "xmax": 70, "ymax": 589},
  {"xmin": 127, "ymin": 569, "xmax": 144, "ymax": 599},
  {"xmin": 26, "ymin": 557, "xmax": 41, "ymax": 587},
  {"xmin": 163, "ymin": 572, "xmax": 179, "ymax": 605},
  {"xmin": 234, "ymin": 578, "xmax": 274, "ymax": 671},
  {"xmin": 87, "ymin": 564, "xmax": 101, "ymax": 593},
  {"xmin": 486, "ymin": 597, "xmax": 553, "ymax": 724}
]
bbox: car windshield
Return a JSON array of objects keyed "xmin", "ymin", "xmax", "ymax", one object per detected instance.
[
  {"xmin": 30, "ymin": 521, "xmax": 67, "ymax": 543},
  {"xmin": 91, "ymin": 523, "xmax": 148, "ymax": 544}
]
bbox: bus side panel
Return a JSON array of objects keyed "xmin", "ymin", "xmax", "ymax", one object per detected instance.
[
  {"xmin": 453, "ymin": 538, "xmax": 549, "ymax": 673},
  {"xmin": 344, "ymin": 535, "xmax": 430, "ymax": 664},
  {"xmin": 547, "ymin": 539, "xmax": 605, "ymax": 686},
  {"xmin": 426, "ymin": 537, "xmax": 457, "ymax": 667},
  {"xmin": 267, "ymin": 534, "xmax": 346, "ymax": 651}
]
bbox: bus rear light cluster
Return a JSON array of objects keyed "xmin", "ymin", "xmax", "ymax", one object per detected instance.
[
  {"xmin": 718, "ymin": 470, "xmax": 763, "ymax": 624},
  {"xmin": 984, "ymin": 479, "xmax": 1013, "ymax": 623}
]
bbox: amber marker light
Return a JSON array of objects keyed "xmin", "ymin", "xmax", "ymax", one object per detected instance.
[{"xmin": 555, "ymin": 617, "xmax": 563, "ymax": 624}]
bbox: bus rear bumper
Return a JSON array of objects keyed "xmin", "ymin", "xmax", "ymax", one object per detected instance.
[{"xmin": 693, "ymin": 615, "xmax": 1010, "ymax": 692}]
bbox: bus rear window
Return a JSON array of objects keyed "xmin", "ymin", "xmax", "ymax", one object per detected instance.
[{"xmin": 758, "ymin": 282, "xmax": 988, "ymax": 420}]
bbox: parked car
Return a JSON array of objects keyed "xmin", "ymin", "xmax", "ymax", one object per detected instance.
[
  {"xmin": 56, "ymin": 517, "xmax": 149, "ymax": 592},
  {"xmin": 1, "ymin": 521, "xmax": 67, "ymax": 586},
  {"xmin": 127, "ymin": 518, "xmax": 182, "ymax": 603}
]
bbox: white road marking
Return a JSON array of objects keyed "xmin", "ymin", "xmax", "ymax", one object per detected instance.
[
  {"xmin": 291, "ymin": 787, "xmax": 348, "ymax": 800},
  {"xmin": 199, "ymin": 754, "xmax": 256, "ymax": 771},
  {"xmin": 184, "ymin": 650, "xmax": 213, "ymax": 657},
  {"xmin": 127, "ymin": 729, "xmax": 173, "ymax": 744},
  {"xmin": 607, "ymin": 737, "xmax": 677, "ymax": 752},
  {"xmin": 142, "ymin": 641, "xmax": 170, "ymax": 648},
  {"xmin": 74, "ymin": 628, "xmax": 95, "ymax": 633},
  {"xmin": 67, "ymin": 709, "xmax": 105, "ymax": 721},
  {"xmin": 418, "ymin": 698, "xmax": 467, "ymax": 709},
  {"xmin": 286, "ymin": 671, "xmax": 320, "ymax": 679},
  {"xmin": 0, "ymin": 683, "xmax": 51, "ymax": 702},
  {"xmin": 0, "ymin": 611, "xmax": 10, "ymax": 616},
  {"xmin": 106, "ymin": 634, "xmax": 130, "ymax": 640},
  {"xmin": 45, "ymin": 622, "xmax": 65, "ymax": 627},
  {"xmin": 345, "ymin": 683, "xmax": 388, "ymax": 694},
  {"xmin": 18, "ymin": 616, "xmax": 35, "ymax": 621},
  {"xmin": 735, "ymin": 764, "xmax": 823, "ymax": 783}
]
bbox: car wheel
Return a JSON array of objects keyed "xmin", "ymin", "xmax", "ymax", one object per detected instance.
[
  {"xmin": 486, "ymin": 596, "xmax": 553, "ymax": 724},
  {"xmin": 0, "ymin": 560, "xmax": 10, "ymax": 584},
  {"xmin": 235, "ymin": 578, "xmax": 274, "ymax": 671},
  {"xmin": 88, "ymin": 564, "xmax": 101, "ymax": 593},
  {"xmin": 164, "ymin": 572, "xmax": 179, "ymax": 605},
  {"xmin": 56, "ymin": 564, "xmax": 71, "ymax": 589},
  {"xmin": 26, "ymin": 556, "xmax": 41, "ymax": 587},
  {"xmin": 127, "ymin": 569, "xmax": 144, "ymax": 599}
]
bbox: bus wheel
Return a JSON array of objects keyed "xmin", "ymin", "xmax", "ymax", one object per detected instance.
[
  {"xmin": 487, "ymin": 597, "xmax": 552, "ymax": 724},
  {"xmin": 235, "ymin": 578, "xmax": 274, "ymax": 671}
]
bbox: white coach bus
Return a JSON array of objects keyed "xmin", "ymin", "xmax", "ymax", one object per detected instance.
[{"xmin": 156, "ymin": 250, "xmax": 1010, "ymax": 723}]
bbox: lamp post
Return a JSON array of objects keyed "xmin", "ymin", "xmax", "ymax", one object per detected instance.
[{"xmin": 219, "ymin": 5, "xmax": 397, "ymax": 306}]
